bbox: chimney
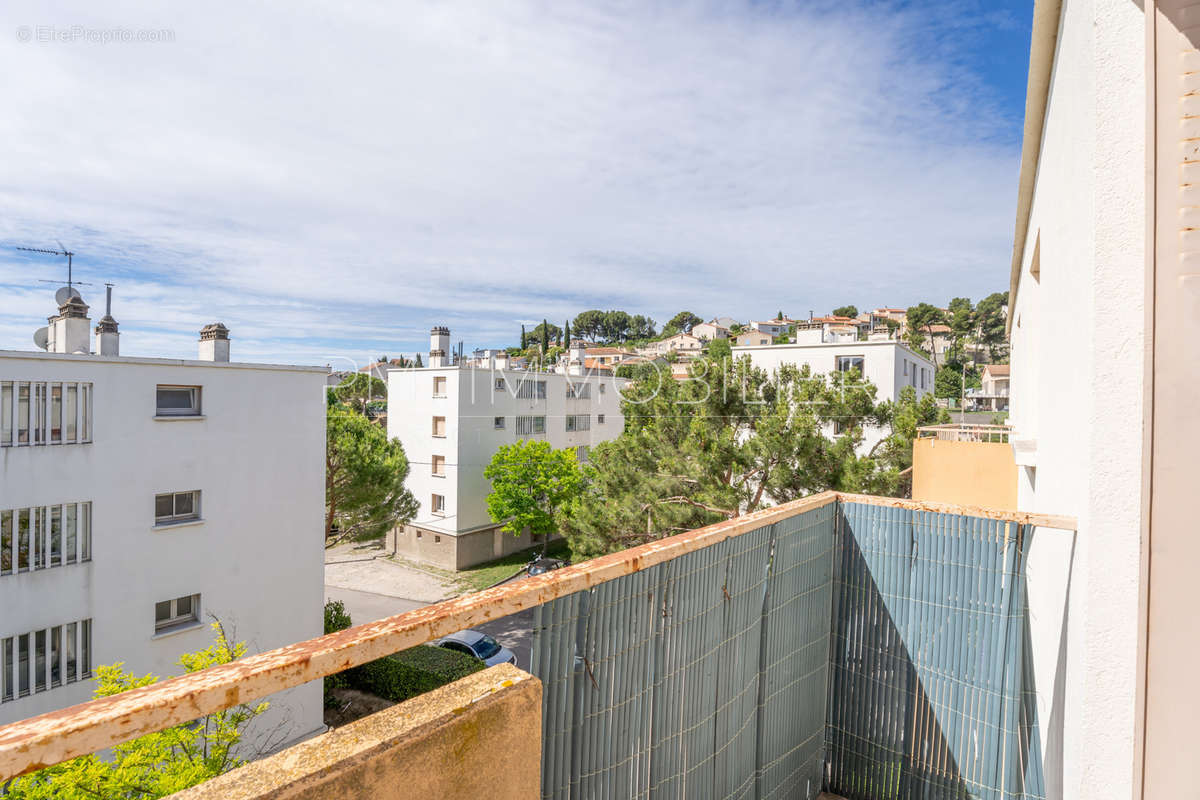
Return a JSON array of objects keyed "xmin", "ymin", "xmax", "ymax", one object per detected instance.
[
  {"xmin": 94, "ymin": 285, "xmax": 120, "ymax": 356},
  {"xmin": 47, "ymin": 294, "xmax": 92, "ymax": 354},
  {"xmin": 429, "ymin": 326, "xmax": 450, "ymax": 368},
  {"xmin": 198, "ymin": 323, "xmax": 230, "ymax": 362}
]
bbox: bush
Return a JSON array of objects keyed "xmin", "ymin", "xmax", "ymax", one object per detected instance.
[
  {"xmin": 324, "ymin": 601, "xmax": 354, "ymax": 707},
  {"xmin": 349, "ymin": 645, "xmax": 484, "ymax": 703}
]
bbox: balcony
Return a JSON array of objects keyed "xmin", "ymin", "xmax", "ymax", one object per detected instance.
[
  {"xmin": 917, "ymin": 423, "xmax": 1012, "ymax": 443},
  {"xmin": 912, "ymin": 426, "xmax": 1018, "ymax": 509},
  {"xmin": 0, "ymin": 492, "xmax": 1074, "ymax": 800}
]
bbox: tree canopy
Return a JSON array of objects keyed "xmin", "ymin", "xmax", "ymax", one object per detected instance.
[
  {"xmin": 974, "ymin": 292, "xmax": 1009, "ymax": 361},
  {"xmin": 905, "ymin": 303, "xmax": 945, "ymax": 361},
  {"xmin": 832, "ymin": 305, "xmax": 858, "ymax": 319},
  {"xmin": 484, "ymin": 440, "xmax": 585, "ymax": 539},
  {"xmin": 558, "ymin": 350, "xmax": 945, "ymax": 558},
  {"xmin": 5, "ymin": 622, "xmax": 267, "ymax": 800},
  {"xmin": 325, "ymin": 398, "xmax": 418, "ymax": 546},
  {"xmin": 332, "ymin": 372, "xmax": 387, "ymax": 415},
  {"xmin": 665, "ymin": 311, "xmax": 702, "ymax": 335}
]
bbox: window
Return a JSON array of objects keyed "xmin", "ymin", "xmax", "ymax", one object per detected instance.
[
  {"xmin": 431, "ymin": 455, "xmax": 446, "ymax": 476},
  {"xmin": 566, "ymin": 383, "xmax": 591, "ymax": 399},
  {"xmin": 494, "ymin": 377, "xmax": 506, "ymax": 392},
  {"xmin": 0, "ymin": 502, "xmax": 90, "ymax": 575},
  {"xmin": 431, "ymin": 494, "xmax": 446, "ymax": 514},
  {"xmin": 835, "ymin": 356, "xmax": 865, "ymax": 374},
  {"xmin": 0, "ymin": 619, "xmax": 89, "ymax": 701},
  {"xmin": 432, "ymin": 416, "xmax": 446, "ymax": 437},
  {"xmin": 155, "ymin": 594, "xmax": 200, "ymax": 633},
  {"xmin": 156, "ymin": 386, "xmax": 201, "ymax": 417},
  {"xmin": 155, "ymin": 491, "xmax": 200, "ymax": 525},
  {"xmin": 565, "ymin": 414, "xmax": 591, "ymax": 432},
  {"xmin": 432, "ymin": 376, "xmax": 447, "ymax": 397},
  {"xmin": 0, "ymin": 382, "xmax": 10, "ymax": 445},
  {"xmin": 575, "ymin": 446, "xmax": 589, "ymax": 463},
  {"xmin": 434, "ymin": 535, "xmax": 442, "ymax": 543},
  {"xmin": 516, "ymin": 380, "xmax": 547, "ymax": 400},
  {"xmin": 920, "ymin": 368, "xmax": 926, "ymax": 390},
  {"xmin": 599, "ymin": 383, "xmax": 606, "ymax": 394},
  {"xmin": 598, "ymin": 414, "xmax": 606, "ymax": 424},
  {"xmin": 515, "ymin": 415, "xmax": 546, "ymax": 436},
  {"xmin": 903, "ymin": 360, "xmax": 908, "ymax": 376},
  {"xmin": 493, "ymin": 416, "xmax": 505, "ymax": 430}
]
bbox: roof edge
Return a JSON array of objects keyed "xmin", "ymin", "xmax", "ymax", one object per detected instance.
[{"xmin": 1008, "ymin": 0, "xmax": 1065, "ymax": 337}]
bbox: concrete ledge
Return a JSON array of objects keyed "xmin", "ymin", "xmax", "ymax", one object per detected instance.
[{"xmin": 168, "ymin": 664, "xmax": 541, "ymax": 800}]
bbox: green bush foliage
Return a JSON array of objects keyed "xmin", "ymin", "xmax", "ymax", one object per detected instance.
[{"xmin": 350, "ymin": 645, "xmax": 484, "ymax": 703}]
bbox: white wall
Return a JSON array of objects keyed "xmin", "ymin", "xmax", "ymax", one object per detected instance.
[
  {"xmin": 388, "ymin": 367, "xmax": 626, "ymax": 536},
  {"xmin": 0, "ymin": 351, "xmax": 326, "ymax": 752},
  {"xmin": 731, "ymin": 340, "xmax": 935, "ymax": 404},
  {"xmin": 1009, "ymin": 1, "xmax": 1146, "ymax": 797}
]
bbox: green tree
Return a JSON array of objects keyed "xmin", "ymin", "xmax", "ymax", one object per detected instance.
[
  {"xmin": 414, "ymin": 353, "xmax": 423, "ymax": 368},
  {"xmin": 326, "ymin": 399, "xmax": 418, "ymax": 546},
  {"xmin": 905, "ymin": 303, "xmax": 945, "ymax": 361},
  {"xmin": 559, "ymin": 350, "xmax": 884, "ymax": 558},
  {"xmin": 666, "ymin": 311, "xmax": 702, "ymax": 335},
  {"xmin": 832, "ymin": 305, "xmax": 858, "ymax": 319},
  {"xmin": 332, "ymin": 372, "xmax": 387, "ymax": 415},
  {"xmin": 974, "ymin": 292, "xmax": 1009, "ymax": 362},
  {"xmin": 6, "ymin": 622, "xmax": 266, "ymax": 800},
  {"xmin": 484, "ymin": 440, "xmax": 585, "ymax": 539},
  {"xmin": 563, "ymin": 320, "xmax": 571, "ymax": 347},
  {"xmin": 573, "ymin": 310, "xmax": 605, "ymax": 340},
  {"xmin": 520, "ymin": 324, "xmax": 527, "ymax": 349},
  {"xmin": 861, "ymin": 387, "xmax": 951, "ymax": 496},
  {"xmin": 945, "ymin": 297, "xmax": 974, "ymax": 359}
]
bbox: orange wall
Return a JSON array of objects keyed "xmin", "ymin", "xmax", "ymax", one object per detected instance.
[{"xmin": 911, "ymin": 439, "xmax": 1017, "ymax": 510}]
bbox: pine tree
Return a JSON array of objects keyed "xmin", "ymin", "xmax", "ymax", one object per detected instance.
[
  {"xmin": 520, "ymin": 324, "xmax": 527, "ymax": 349},
  {"xmin": 415, "ymin": 353, "xmax": 423, "ymax": 367},
  {"xmin": 541, "ymin": 318, "xmax": 549, "ymax": 356},
  {"xmin": 564, "ymin": 320, "xmax": 571, "ymax": 348}
]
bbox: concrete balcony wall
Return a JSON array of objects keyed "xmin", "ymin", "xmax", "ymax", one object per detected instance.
[
  {"xmin": 168, "ymin": 664, "xmax": 541, "ymax": 800},
  {"xmin": 912, "ymin": 438, "xmax": 1018, "ymax": 510}
]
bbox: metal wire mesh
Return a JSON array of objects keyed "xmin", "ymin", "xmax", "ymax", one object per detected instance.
[{"xmin": 531, "ymin": 500, "xmax": 1045, "ymax": 800}]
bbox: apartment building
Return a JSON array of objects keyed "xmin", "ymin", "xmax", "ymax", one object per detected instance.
[
  {"xmin": 386, "ymin": 328, "xmax": 626, "ymax": 570},
  {"xmin": 0, "ymin": 289, "xmax": 325, "ymax": 747},
  {"xmin": 689, "ymin": 322, "xmax": 729, "ymax": 342},
  {"xmin": 732, "ymin": 339, "xmax": 934, "ymax": 450}
]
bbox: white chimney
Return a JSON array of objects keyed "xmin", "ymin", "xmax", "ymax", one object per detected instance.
[
  {"xmin": 48, "ymin": 295, "xmax": 92, "ymax": 354},
  {"xmin": 429, "ymin": 326, "xmax": 450, "ymax": 368},
  {"xmin": 198, "ymin": 323, "xmax": 230, "ymax": 362},
  {"xmin": 94, "ymin": 285, "xmax": 120, "ymax": 356}
]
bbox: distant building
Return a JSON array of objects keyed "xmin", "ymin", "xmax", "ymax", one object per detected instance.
[
  {"xmin": 734, "ymin": 330, "xmax": 773, "ymax": 347},
  {"xmin": 386, "ymin": 328, "xmax": 627, "ymax": 570},
  {"xmin": 690, "ymin": 322, "xmax": 729, "ymax": 342},
  {"xmin": 639, "ymin": 333, "xmax": 703, "ymax": 358}
]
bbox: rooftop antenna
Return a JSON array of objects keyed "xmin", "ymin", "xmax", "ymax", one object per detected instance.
[{"xmin": 16, "ymin": 243, "xmax": 93, "ymax": 302}]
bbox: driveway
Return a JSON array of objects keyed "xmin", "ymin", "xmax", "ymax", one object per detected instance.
[{"xmin": 324, "ymin": 544, "xmax": 534, "ymax": 669}]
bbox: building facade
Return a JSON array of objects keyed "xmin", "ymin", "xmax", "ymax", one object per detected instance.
[
  {"xmin": 386, "ymin": 328, "xmax": 627, "ymax": 570},
  {"xmin": 0, "ymin": 293, "xmax": 325, "ymax": 749}
]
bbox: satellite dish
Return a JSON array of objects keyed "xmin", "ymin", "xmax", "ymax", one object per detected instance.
[
  {"xmin": 54, "ymin": 286, "xmax": 81, "ymax": 305},
  {"xmin": 33, "ymin": 327, "xmax": 49, "ymax": 350}
]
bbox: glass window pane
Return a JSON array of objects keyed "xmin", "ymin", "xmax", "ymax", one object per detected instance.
[
  {"xmin": 80, "ymin": 384, "xmax": 90, "ymax": 441},
  {"xmin": 176, "ymin": 595, "xmax": 193, "ymax": 617},
  {"xmin": 34, "ymin": 631, "xmax": 45, "ymax": 692},
  {"xmin": 50, "ymin": 506, "xmax": 61, "ymax": 566},
  {"xmin": 18, "ymin": 634, "xmax": 29, "ymax": 696},
  {"xmin": 65, "ymin": 385, "xmax": 77, "ymax": 442},
  {"xmin": 32, "ymin": 508, "xmax": 42, "ymax": 569},
  {"xmin": 174, "ymin": 492, "xmax": 194, "ymax": 516},
  {"xmin": 50, "ymin": 626, "xmax": 61, "ymax": 687},
  {"xmin": 155, "ymin": 494, "xmax": 173, "ymax": 519},
  {"xmin": 65, "ymin": 504, "xmax": 77, "ymax": 564},
  {"xmin": 65, "ymin": 622, "xmax": 77, "ymax": 683},
  {"xmin": 1, "ymin": 510, "xmax": 10, "ymax": 574},
  {"xmin": 50, "ymin": 384, "xmax": 62, "ymax": 443},
  {"xmin": 1, "ymin": 383, "xmax": 11, "ymax": 445},
  {"xmin": 81, "ymin": 620, "xmax": 90, "ymax": 677},
  {"xmin": 17, "ymin": 509, "xmax": 28, "ymax": 571},
  {"xmin": 17, "ymin": 384, "xmax": 29, "ymax": 444},
  {"xmin": 156, "ymin": 387, "xmax": 197, "ymax": 414},
  {"xmin": 3, "ymin": 638, "xmax": 12, "ymax": 701},
  {"xmin": 80, "ymin": 503, "xmax": 91, "ymax": 561},
  {"xmin": 155, "ymin": 600, "xmax": 171, "ymax": 623}
]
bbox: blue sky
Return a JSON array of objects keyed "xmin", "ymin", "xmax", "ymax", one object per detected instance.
[{"xmin": 0, "ymin": 1, "xmax": 1034, "ymax": 368}]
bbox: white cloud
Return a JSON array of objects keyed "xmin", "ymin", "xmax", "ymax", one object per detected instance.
[{"xmin": 0, "ymin": 0, "xmax": 1018, "ymax": 363}]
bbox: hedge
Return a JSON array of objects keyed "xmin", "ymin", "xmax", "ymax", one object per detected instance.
[
  {"xmin": 323, "ymin": 601, "xmax": 484, "ymax": 707},
  {"xmin": 349, "ymin": 645, "xmax": 484, "ymax": 703}
]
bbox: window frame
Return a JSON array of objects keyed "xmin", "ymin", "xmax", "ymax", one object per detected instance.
[
  {"xmin": 155, "ymin": 385, "xmax": 202, "ymax": 417},
  {"xmin": 493, "ymin": 416, "xmax": 505, "ymax": 430},
  {"xmin": 154, "ymin": 490, "xmax": 201, "ymax": 526},
  {"xmin": 431, "ymin": 454, "xmax": 446, "ymax": 477},
  {"xmin": 154, "ymin": 594, "xmax": 201, "ymax": 634},
  {"xmin": 431, "ymin": 416, "xmax": 447, "ymax": 438},
  {"xmin": 432, "ymin": 376, "xmax": 447, "ymax": 398},
  {"xmin": 835, "ymin": 355, "xmax": 865, "ymax": 375},
  {"xmin": 431, "ymin": 493, "xmax": 446, "ymax": 515}
]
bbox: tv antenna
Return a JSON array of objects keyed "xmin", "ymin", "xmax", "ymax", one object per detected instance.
[{"xmin": 16, "ymin": 242, "xmax": 93, "ymax": 304}]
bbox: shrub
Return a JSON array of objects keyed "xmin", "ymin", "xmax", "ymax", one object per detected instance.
[
  {"xmin": 349, "ymin": 645, "xmax": 484, "ymax": 703},
  {"xmin": 323, "ymin": 600, "xmax": 354, "ymax": 707}
]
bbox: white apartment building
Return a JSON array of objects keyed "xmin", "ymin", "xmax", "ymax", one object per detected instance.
[
  {"xmin": 731, "ymin": 339, "xmax": 935, "ymax": 451},
  {"xmin": 0, "ymin": 289, "xmax": 325, "ymax": 750},
  {"xmin": 386, "ymin": 328, "xmax": 627, "ymax": 570}
]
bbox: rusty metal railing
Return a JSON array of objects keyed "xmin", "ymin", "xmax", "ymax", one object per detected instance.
[{"xmin": 917, "ymin": 424, "xmax": 1013, "ymax": 443}]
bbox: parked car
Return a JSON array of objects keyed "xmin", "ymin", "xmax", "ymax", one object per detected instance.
[
  {"xmin": 527, "ymin": 553, "xmax": 567, "ymax": 576},
  {"xmin": 434, "ymin": 630, "xmax": 515, "ymax": 667}
]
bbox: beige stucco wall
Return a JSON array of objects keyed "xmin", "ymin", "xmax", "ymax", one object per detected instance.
[
  {"xmin": 911, "ymin": 439, "xmax": 1017, "ymax": 510},
  {"xmin": 168, "ymin": 664, "xmax": 542, "ymax": 800}
]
